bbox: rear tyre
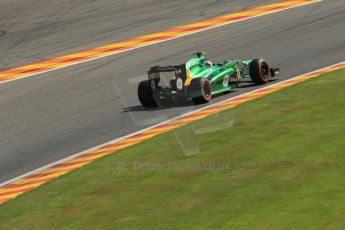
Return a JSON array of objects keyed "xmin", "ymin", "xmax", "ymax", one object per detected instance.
[
  {"xmin": 138, "ymin": 80, "xmax": 157, "ymax": 107},
  {"xmin": 249, "ymin": 59, "xmax": 271, "ymax": 85},
  {"xmin": 192, "ymin": 78, "xmax": 212, "ymax": 104}
]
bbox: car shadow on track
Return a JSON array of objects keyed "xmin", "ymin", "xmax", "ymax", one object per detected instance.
[
  {"xmin": 122, "ymin": 102, "xmax": 193, "ymax": 113},
  {"xmin": 123, "ymin": 91, "xmax": 237, "ymax": 113},
  {"xmin": 238, "ymin": 79, "xmax": 278, "ymax": 88},
  {"xmin": 123, "ymin": 79, "xmax": 278, "ymax": 113}
]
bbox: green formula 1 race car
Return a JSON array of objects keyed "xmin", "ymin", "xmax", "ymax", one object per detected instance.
[{"xmin": 138, "ymin": 52, "xmax": 280, "ymax": 107}]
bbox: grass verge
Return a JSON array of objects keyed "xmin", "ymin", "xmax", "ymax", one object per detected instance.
[{"xmin": 1, "ymin": 69, "xmax": 345, "ymax": 230}]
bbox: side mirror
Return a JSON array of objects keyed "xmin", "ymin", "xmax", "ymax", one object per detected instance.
[{"xmin": 194, "ymin": 51, "xmax": 206, "ymax": 58}]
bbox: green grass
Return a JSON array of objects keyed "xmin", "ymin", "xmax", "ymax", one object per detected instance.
[{"xmin": 1, "ymin": 69, "xmax": 345, "ymax": 230}]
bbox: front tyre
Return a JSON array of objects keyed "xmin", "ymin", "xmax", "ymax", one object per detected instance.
[
  {"xmin": 192, "ymin": 78, "xmax": 212, "ymax": 104},
  {"xmin": 138, "ymin": 80, "xmax": 157, "ymax": 107},
  {"xmin": 249, "ymin": 59, "xmax": 271, "ymax": 85}
]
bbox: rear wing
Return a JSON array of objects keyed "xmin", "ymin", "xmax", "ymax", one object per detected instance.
[
  {"xmin": 148, "ymin": 64, "xmax": 187, "ymax": 83},
  {"xmin": 149, "ymin": 65, "xmax": 179, "ymax": 73}
]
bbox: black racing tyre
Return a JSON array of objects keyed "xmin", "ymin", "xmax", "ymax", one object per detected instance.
[
  {"xmin": 192, "ymin": 78, "xmax": 212, "ymax": 104},
  {"xmin": 249, "ymin": 59, "xmax": 271, "ymax": 85},
  {"xmin": 138, "ymin": 80, "xmax": 157, "ymax": 107}
]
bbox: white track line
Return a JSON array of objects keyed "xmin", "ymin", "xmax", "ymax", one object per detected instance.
[{"xmin": 0, "ymin": 0, "xmax": 322, "ymax": 85}]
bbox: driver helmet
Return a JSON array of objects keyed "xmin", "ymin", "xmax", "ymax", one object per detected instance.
[{"xmin": 205, "ymin": 60, "xmax": 213, "ymax": 67}]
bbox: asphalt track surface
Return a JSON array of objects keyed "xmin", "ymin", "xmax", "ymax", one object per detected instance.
[{"xmin": 0, "ymin": 0, "xmax": 344, "ymax": 183}]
